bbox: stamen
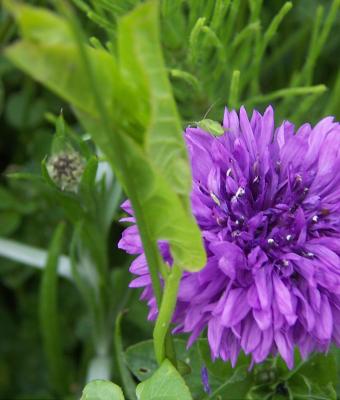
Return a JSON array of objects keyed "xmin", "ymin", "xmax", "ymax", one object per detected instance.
[
  {"xmin": 210, "ymin": 192, "xmax": 221, "ymax": 206},
  {"xmin": 312, "ymin": 215, "xmax": 319, "ymax": 223},
  {"xmin": 302, "ymin": 251, "xmax": 314, "ymax": 259},
  {"xmin": 226, "ymin": 168, "xmax": 232, "ymax": 176},
  {"xmin": 267, "ymin": 238, "xmax": 275, "ymax": 246},
  {"xmin": 286, "ymin": 234, "xmax": 292, "ymax": 241},
  {"xmin": 295, "ymin": 174, "xmax": 302, "ymax": 183},
  {"xmin": 235, "ymin": 187, "xmax": 245, "ymax": 198}
]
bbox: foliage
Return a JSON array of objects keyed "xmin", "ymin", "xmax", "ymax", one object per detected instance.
[{"xmin": 0, "ymin": 0, "xmax": 340, "ymax": 399}]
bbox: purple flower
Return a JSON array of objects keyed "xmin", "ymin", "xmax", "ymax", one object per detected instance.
[{"xmin": 119, "ymin": 106, "xmax": 340, "ymax": 369}]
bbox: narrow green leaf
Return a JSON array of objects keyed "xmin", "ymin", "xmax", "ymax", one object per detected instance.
[
  {"xmin": 228, "ymin": 70, "xmax": 240, "ymax": 109},
  {"xmin": 114, "ymin": 312, "xmax": 137, "ymax": 400},
  {"xmin": 39, "ymin": 222, "xmax": 68, "ymax": 394},
  {"xmin": 81, "ymin": 380, "xmax": 125, "ymax": 400},
  {"xmin": 136, "ymin": 359, "xmax": 192, "ymax": 400},
  {"xmin": 79, "ymin": 156, "xmax": 98, "ymax": 212},
  {"xmin": 246, "ymin": 85, "xmax": 327, "ymax": 106}
]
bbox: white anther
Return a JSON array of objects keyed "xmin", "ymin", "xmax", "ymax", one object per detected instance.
[
  {"xmin": 267, "ymin": 238, "xmax": 275, "ymax": 245},
  {"xmin": 235, "ymin": 187, "xmax": 245, "ymax": 198},
  {"xmin": 227, "ymin": 168, "xmax": 232, "ymax": 176},
  {"xmin": 210, "ymin": 192, "xmax": 221, "ymax": 206},
  {"xmin": 286, "ymin": 234, "xmax": 292, "ymax": 241},
  {"xmin": 312, "ymin": 215, "xmax": 319, "ymax": 223}
]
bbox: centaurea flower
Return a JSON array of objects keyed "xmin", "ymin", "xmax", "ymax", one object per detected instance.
[{"xmin": 119, "ymin": 106, "xmax": 340, "ymax": 368}]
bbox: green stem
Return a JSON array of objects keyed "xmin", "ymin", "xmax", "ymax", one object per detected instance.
[
  {"xmin": 59, "ymin": 1, "xmax": 164, "ymax": 307},
  {"xmin": 153, "ymin": 264, "xmax": 183, "ymax": 365},
  {"xmin": 62, "ymin": 1, "xmax": 179, "ymax": 372}
]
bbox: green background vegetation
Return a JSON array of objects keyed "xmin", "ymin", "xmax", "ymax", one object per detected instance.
[{"xmin": 0, "ymin": 0, "xmax": 340, "ymax": 399}]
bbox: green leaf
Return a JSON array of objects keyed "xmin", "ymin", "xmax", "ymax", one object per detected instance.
[
  {"xmin": 114, "ymin": 312, "xmax": 137, "ymax": 400},
  {"xmin": 125, "ymin": 339, "xmax": 224, "ymax": 399},
  {"xmin": 136, "ymin": 359, "xmax": 192, "ymax": 400},
  {"xmin": 4, "ymin": 1, "xmax": 72, "ymax": 44},
  {"xmin": 39, "ymin": 222, "xmax": 68, "ymax": 394},
  {"xmin": 81, "ymin": 380, "xmax": 125, "ymax": 400},
  {"xmin": 284, "ymin": 353, "xmax": 337, "ymax": 400},
  {"xmin": 5, "ymin": 1, "xmax": 206, "ymax": 272},
  {"xmin": 205, "ymin": 366, "xmax": 253, "ymax": 400},
  {"xmin": 198, "ymin": 339, "xmax": 250, "ymax": 381},
  {"xmin": 79, "ymin": 156, "xmax": 98, "ymax": 212},
  {"xmin": 125, "ymin": 340, "xmax": 159, "ymax": 382}
]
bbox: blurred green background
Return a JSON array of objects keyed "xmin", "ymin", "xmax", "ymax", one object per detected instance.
[{"xmin": 0, "ymin": 0, "xmax": 339, "ymax": 398}]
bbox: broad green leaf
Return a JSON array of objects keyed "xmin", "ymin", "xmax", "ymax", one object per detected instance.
[
  {"xmin": 118, "ymin": 2, "xmax": 190, "ymax": 198},
  {"xmin": 6, "ymin": 41, "xmax": 117, "ymax": 118},
  {"xmin": 5, "ymin": 1, "xmax": 206, "ymax": 271},
  {"xmin": 81, "ymin": 380, "xmax": 125, "ymax": 400},
  {"xmin": 198, "ymin": 339, "xmax": 250, "ymax": 381},
  {"xmin": 4, "ymin": 1, "xmax": 72, "ymax": 44},
  {"xmin": 125, "ymin": 339, "xmax": 223, "ymax": 398},
  {"xmin": 125, "ymin": 340, "xmax": 159, "ymax": 382},
  {"xmin": 117, "ymin": 1, "xmax": 205, "ymax": 271},
  {"xmin": 136, "ymin": 359, "xmax": 192, "ymax": 400},
  {"xmin": 39, "ymin": 222, "xmax": 68, "ymax": 394},
  {"xmin": 284, "ymin": 353, "xmax": 337, "ymax": 400},
  {"xmin": 206, "ymin": 366, "xmax": 253, "ymax": 400}
]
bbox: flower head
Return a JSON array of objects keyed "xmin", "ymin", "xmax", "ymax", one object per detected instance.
[
  {"xmin": 119, "ymin": 106, "xmax": 340, "ymax": 369},
  {"xmin": 47, "ymin": 151, "xmax": 85, "ymax": 192}
]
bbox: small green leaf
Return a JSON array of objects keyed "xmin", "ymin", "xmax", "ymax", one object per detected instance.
[
  {"xmin": 81, "ymin": 380, "xmax": 125, "ymax": 400},
  {"xmin": 136, "ymin": 359, "xmax": 192, "ymax": 400}
]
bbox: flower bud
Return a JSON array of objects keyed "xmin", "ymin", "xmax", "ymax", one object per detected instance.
[{"xmin": 47, "ymin": 151, "xmax": 85, "ymax": 192}]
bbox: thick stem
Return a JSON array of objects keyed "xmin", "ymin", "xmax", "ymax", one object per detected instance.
[{"xmin": 153, "ymin": 264, "xmax": 183, "ymax": 365}]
